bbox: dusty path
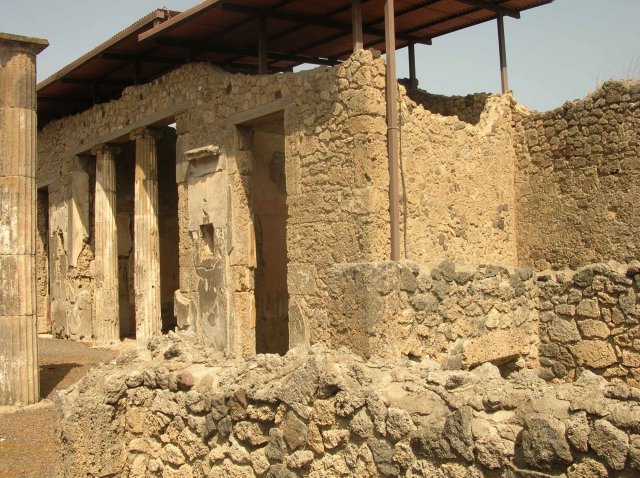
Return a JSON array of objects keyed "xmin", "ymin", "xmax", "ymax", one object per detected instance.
[{"xmin": 0, "ymin": 337, "xmax": 117, "ymax": 478}]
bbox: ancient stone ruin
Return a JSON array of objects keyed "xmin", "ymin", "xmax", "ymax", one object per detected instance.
[{"xmin": 1, "ymin": 0, "xmax": 640, "ymax": 476}]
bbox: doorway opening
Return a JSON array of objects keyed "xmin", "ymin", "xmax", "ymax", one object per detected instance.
[
  {"xmin": 36, "ymin": 187, "xmax": 51, "ymax": 334},
  {"xmin": 248, "ymin": 118, "xmax": 289, "ymax": 354},
  {"xmin": 157, "ymin": 127, "xmax": 180, "ymax": 333}
]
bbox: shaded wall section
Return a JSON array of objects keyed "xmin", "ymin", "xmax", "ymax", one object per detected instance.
[{"xmin": 400, "ymin": 92, "xmax": 518, "ymax": 266}]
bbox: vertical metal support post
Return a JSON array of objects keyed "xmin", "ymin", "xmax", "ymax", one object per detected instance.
[
  {"xmin": 352, "ymin": 0, "xmax": 364, "ymax": 52},
  {"xmin": 497, "ymin": 14, "xmax": 509, "ymax": 93},
  {"xmin": 385, "ymin": 0, "xmax": 400, "ymax": 261},
  {"xmin": 259, "ymin": 15, "xmax": 268, "ymax": 74},
  {"xmin": 408, "ymin": 42, "xmax": 417, "ymax": 90}
]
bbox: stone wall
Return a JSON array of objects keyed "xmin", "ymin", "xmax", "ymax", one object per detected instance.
[
  {"xmin": 405, "ymin": 89, "xmax": 489, "ymax": 125},
  {"xmin": 37, "ymin": 50, "xmax": 391, "ymax": 352},
  {"xmin": 57, "ymin": 335, "xmax": 640, "ymax": 478},
  {"xmin": 326, "ymin": 261, "xmax": 539, "ymax": 369},
  {"xmin": 514, "ymin": 80, "xmax": 640, "ymax": 270},
  {"xmin": 538, "ymin": 262, "xmax": 640, "ymax": 386},
  {"xmin": 398, "ymin": 92, "xmax": 518, "ymax": 266}
]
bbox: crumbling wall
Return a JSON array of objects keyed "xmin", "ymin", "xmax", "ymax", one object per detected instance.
[
  {"xmin": 399, "ymin": 92, "xmax": 518, "ymax": 266},
  {"xmin": 514, "ymin": 80, "xmax": 640, "ymax": 270},
  {"xmin": 38, "ymin": 51, "xmax": 390, "ymax": 352},
  {"xmin": 538, "ymin": 262, "xmax": 640, "ymax": 386},
  {"xmin": 406, "ymin": 89, "xmax": 489, "ymax": 125},
  {"xmin": 326, "ymin": 261, "xmax": 538, "ymax": 369},
  {"xmin": 57, "ymin": 336, "xmax": 640, "ymax": 478}
]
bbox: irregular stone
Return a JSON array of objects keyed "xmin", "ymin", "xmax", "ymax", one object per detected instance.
[
  {"xmin": 565, "ymin": 412, "xmax": 589, "ymax": 452},
  {"xmin": 576, "ymin": 299, "xmax": 600, "ymax": 319},
  {"xmin": 286, "ymin": 450, "xmax": 314, "ymax": 470},
  {"xmin": 589, "ymin": 419, "xmax": 629, "ymax": 470},
  {"xmin": 577, "ymin": 319, "xmax": 610, "ymax": 339},
  {"xmin": 322, "ymin": 429, "xmax": 349, "ymax": 450},
  {"xmin": 386, "ymin": 407, "xmax": 416, "ymax": 441},
  {"xmin": 566, "ymin": 458, "xmax": 608, "ymax": 478},
  {"xmin": 570, "ymin": 340, "xmax": 617, "ymax": 368},
  {"xmin": 281, "ymin": 411, "xmax": 307, "ymax": 450},
  {"xmin": 548, "ymin": 318, "xmax": 581, "ymax": 344},
  {"xmin": 233, "ymin": 421, "xmax": 268, "ymax": 446},
  {"xmin": 521, "ymin": 413, "xmax": 572, "ymax": 470}
]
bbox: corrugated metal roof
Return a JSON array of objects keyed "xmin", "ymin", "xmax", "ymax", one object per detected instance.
[{"xmin": 37, "ymin": 0, "xmax": 554, "ymax": 128}]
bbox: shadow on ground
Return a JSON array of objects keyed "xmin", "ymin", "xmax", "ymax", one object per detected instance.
[{"xmin": 40, "ymin": 363, "xmax": 82, "ymax": 399}]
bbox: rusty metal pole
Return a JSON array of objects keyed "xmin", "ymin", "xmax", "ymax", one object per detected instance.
[
  {"xmin": 385, "ymin": 0, "xmax": 400, "ymax": 261},
  {"xmin": 259, "ymin": 15, "xmax": 268, "ymax": 74},
  {"xmin": 497, "ymin": 14, "xmax": 509, "ymax": 93},
  {"xmin": 352, "ymin": 0, "xmax": 364, "ymax": 51},
  {"xmin": 408, "ymin": 42, "xmax": 417, "ymax": 90}
]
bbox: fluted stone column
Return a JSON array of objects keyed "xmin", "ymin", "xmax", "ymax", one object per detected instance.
[
  {"xmin": 131, "ymin": 128, "xmax": 161, "ymax": 343},
  {"xmin": 92, "ymin": 144, "xmax": 120, "ymax": 344},
  {"xmin": 0, "ymin": 33, "xmax": 48, "ymax": 406}
]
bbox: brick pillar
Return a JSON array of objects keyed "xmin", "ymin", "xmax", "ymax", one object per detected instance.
[
  {"xmin": 131, "ymin": 128, "xmax": 161, "ymax": 343},
  {"xmin": 92, "ymin": 144, "xmax": 120, "ymax": 344},
  {"xmin": 0, "ymin": 33, "xmax": 48, "ymax": 406}
]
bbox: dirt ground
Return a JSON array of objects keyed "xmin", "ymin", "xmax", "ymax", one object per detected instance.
[{"xmin": 0, "ymin": 337, "xmax": 118, "ymax": 478}]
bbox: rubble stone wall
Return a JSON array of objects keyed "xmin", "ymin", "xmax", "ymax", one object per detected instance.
[
  {"xmin": 514, "ymin": 80, "xmax": 640, "ymax": 270},
  {"xmin": 57, "ymin": 337, "xmax": 640, "ymax": 478},
  {"xmin": 326, "ymin": 261, "xmax": 539, "ymax": 368},
  {"xmin": 398, "ymin": 92, "xmax": 518, "ymax": 266},
  {"xmin": 405, "ymin": 89, "xmax": 489, "ymax": 125},
  {"xmin": 37, "ymin": 51, "xmax": 391, "ymax": 352},
  {"xmin": 538, "ymin": 262, "xmax": 640, "ymax": 386}
]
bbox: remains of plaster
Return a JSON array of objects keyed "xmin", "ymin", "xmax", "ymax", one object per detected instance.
[{"xmin": 0, "ymin": 32, "xmax": 47, "ymax": 406}]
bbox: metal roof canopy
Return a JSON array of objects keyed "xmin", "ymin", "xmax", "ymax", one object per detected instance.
[{"xmin": 37, "ymin": 0, "xmax": 553, "ymax": 128}]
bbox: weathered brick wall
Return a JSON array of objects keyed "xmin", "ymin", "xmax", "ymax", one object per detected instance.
[
  {"xmin": 406, "ymin": 89, "xmax": 489, "ymax": 125},
  {"xmin": 399, "ymin": 91, "xmax": 518, "ymax": 266},
  {"xmin": 326, "ymin": 260, "xmax": 539, "ymax": 368},
  {"xmin": 538, "ymin": 262, "xmax": 640, "ymax": 385},
  {"xmin": 57, "ymin": 336, "xmax": 640, "ymax": 478},
  {"xmin": 514, "ymin": 80, "xmax": 640, "ymax": 270}
]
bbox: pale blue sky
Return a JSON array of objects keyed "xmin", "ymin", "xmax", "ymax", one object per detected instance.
[{"xmin": 0, "ymin": 0, "xmax": 638, "ymax": 111}]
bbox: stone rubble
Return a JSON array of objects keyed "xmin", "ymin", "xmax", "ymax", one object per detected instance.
[{"xmin": 58, "ymin": 334, "xmax": 640, "ymax": 477}]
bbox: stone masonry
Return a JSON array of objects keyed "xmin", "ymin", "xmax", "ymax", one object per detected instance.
[
  {"xmin": 0, "ymin": 32, "xmax": 47, "ymax": 406},
  {"xmin": 57, "ymin": 335, "xmax": 640, "ymax": 477}
]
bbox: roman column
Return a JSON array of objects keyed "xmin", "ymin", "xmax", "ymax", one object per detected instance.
[
  {"xmin": 92, "ymin": 144, "xmax": 120, "ymax": 344},
  {"xmin": 131, "ymin": 127, "xmax": 161, "ymax": 343},
  {"xmin": 0, "ymin": 33, "xmax": 48, "ymax": 406}
]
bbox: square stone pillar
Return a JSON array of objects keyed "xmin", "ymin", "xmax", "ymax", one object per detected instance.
[
  {"xmin": 92, "ymin": 144, "xmax": 120, "ymax": 344},
  {"xmin": 0, "ymin": 33, "xmax": 48, "ymax": 406},
  {"xmin": 131, "ymin": 128, "xmax": 161, "ymax": 343}
]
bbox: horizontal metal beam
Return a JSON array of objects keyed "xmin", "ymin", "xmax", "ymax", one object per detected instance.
[
  {"xmin": 153, "ymin": 38, "xmax": 338, "ymax": 66},
  {"xmin": 101, "ymin": 52, "xmax": 184, "ymax": 64},
  {"xmin": 454, "ymin": 0, "xmax": 520, "ymax": 19},
  {"xmin": 61, "ymin": 77, "xmax": 130, "ymax": 86}
]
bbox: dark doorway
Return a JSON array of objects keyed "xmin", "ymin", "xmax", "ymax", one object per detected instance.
[{"xmin": 251, "ymin": 120, "xmax": 289, "ymax": 354}]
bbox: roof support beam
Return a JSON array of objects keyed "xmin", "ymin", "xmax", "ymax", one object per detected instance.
[
  {"xmin": 153, "ymin": 38, "xmax": 337, "ymax": 66},
  {"xmin": 259, "ymin": 16, "xmax": 268, "ymax": 74},
  {"xmin": 101, "ymin": 52, "xmax": 183, "ymax": 64},
  {"xmin": 408, "ymin": 43, "xmax": 418, "ymax": 89},
  {"xmin": 220, "ymin": 1, "xmax": 431, "ymax": 45},
  {"xmin": 497, "ymin": 14, "xmax": 509, "ymax": 92},
  {"xmin": 352, "ymin": 0, "xmax": 363, "ymax": 51},
  {"xmin": 454, "ymin": 0, "xmax": 520, "ymax": 19},
  {"xmin": 385, "ymin": 0, "xmax": 401, "ymax": 262}
]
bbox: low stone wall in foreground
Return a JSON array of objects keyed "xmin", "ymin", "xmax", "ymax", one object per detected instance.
[{"xmin": 58, "ymin": 335, "xmax": 640, "ymax": 477}]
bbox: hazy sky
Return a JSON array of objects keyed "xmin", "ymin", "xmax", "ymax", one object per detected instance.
[{"xmin": 0, "ymin": 0, "xmax": 638, "ymax": 111}]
